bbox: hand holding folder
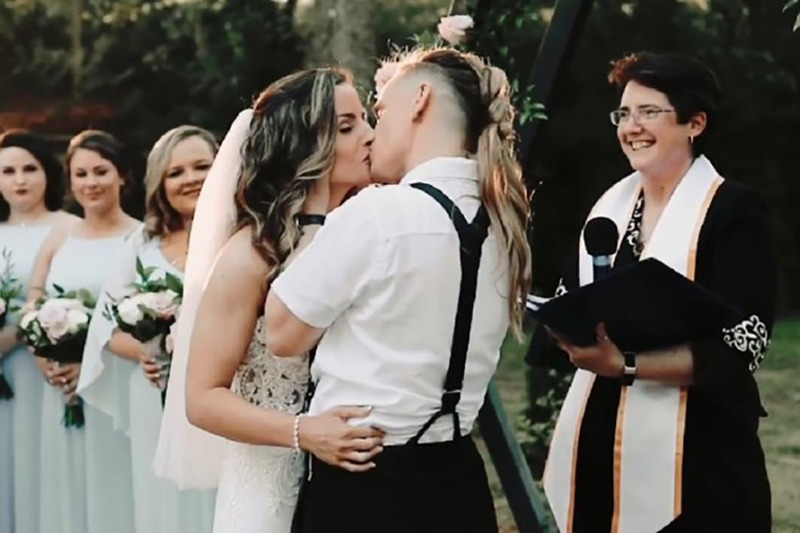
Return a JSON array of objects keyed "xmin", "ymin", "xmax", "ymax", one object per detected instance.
[{"xmin": 527, "ymin": 258, "xmax": 744, "ymax": 353}]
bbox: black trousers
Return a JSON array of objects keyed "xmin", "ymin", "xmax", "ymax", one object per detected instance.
[{"xmin": 292, "ymin": 436, "xmax": 498, "ymax": 533}]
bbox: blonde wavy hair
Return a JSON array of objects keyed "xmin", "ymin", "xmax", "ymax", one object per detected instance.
[
  {"xmin": 236, "ymin": 67, "xmax": 352, "ymax": 283},
  {"xmin": 387, "ymin": 47, "xmax": 532, "ymax": 337},
  {"xmin": 144, "ymin": 126, "xmax": 219, "ymax": 238}
]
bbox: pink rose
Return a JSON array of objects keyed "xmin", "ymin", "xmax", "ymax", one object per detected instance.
[
  {"xmin": 37, "ymin": 300, "xmax": 68, "ymax": 330},
  {"xmin": 147, "ymin": 290, "xmax": 180, "ymax": 319},
  {"xmin": 374, "ymin": 61, "xmax": 400, "ymax": 97},
  {"xmin": 46, "ymin": 319, "xmax": 70, "ymax": 344},
  {"xmin": 437, "ymin": 15, "xmax": 474, "ymax": 45}
]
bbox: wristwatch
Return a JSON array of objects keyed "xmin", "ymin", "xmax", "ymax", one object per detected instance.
[{"xmin": 621, "ymin": 351, "xmax": 637, "ymax": 386}]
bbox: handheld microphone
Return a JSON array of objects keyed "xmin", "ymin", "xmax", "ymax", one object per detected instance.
[{"xmin": 584, "ymin": 217, "xmax": 619, "ymax": 281}]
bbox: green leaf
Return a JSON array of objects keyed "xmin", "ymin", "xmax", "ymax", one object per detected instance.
[
  {"xmin": 76, "ymin": 289, "xmax": 96, "ymax": 309},
  {"xmin": 164, "ymin": 273, "xmax": 184, "ymax": 295},
  {"xmin": 135, "ymin": 257, "xmax": 146, "ymax": 280},
  {"xmin": 784, "ymin": 0, "xmax": 800, "ymax": 12},
  {"xmin": 52, "ymin": 283, "xmax": 64, "ymax": 295},
  {"xmin": 795, "ymin": 12, "xmax": 800, "ymax": 31}
]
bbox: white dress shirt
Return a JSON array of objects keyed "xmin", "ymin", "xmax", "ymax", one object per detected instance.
[{"xmin": 271, "ymin": 157, "xmax": 510, "ymax": 445}]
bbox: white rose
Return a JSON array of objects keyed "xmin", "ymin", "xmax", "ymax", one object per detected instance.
[
  {"xmin": 148, "ymin": 290, "xmax": 180, "ymax": 319},
  {"xmin": 0, "ymin": 298, "xmax": 6, "ymax": 316},
  {"xmin": 19, "ymin": 310, "xmax": 37, "ymax": 330},
  {"xmin": 66, "ymin": 309, "xmax": 89, "ymax": 334},
  {"xmin": 117, "ymin": 295, "xmax": 145, "ymax": 326},
  {"xmin": 164, "ymin": 332, "xmax": 174, "ymax": 355},
  {"xmin": 437, "ymin": 15, "xmax": 474, "ymax": 45}
]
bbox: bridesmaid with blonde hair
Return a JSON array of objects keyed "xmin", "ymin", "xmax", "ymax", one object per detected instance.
[{"xmin": 81, "ymin": 125, "xmax": 219, "ymax": 533}]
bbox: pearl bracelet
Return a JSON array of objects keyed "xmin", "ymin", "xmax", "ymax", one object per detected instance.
[{"xmin": 293, "ymin": 414, "xmax": 304, "ymax": 452}]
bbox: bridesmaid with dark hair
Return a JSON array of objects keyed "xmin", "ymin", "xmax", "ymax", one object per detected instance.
[
  {"xmin": 0, "ymin": 129, "xmax": 77, "ymax": 533},
  {"xmin": 27, "ymin": 130, "xmax": 140, "ymax": 533}
]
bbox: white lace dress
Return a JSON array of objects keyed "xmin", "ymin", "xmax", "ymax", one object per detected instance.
[{"xmin": 212, "ymin": 317, "xmax": 308, "ymax": 533}]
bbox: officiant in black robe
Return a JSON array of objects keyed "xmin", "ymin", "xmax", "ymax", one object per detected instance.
[{"xmin": 529, "ymin": 52, "xmax": 775, "ymax": 533}]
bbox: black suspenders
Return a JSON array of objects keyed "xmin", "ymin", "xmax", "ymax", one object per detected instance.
[{"xmin": 407, "ymin": 182, "xmax": 490, "ymax": 445}]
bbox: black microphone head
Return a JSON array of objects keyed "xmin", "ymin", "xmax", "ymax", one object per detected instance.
[{"xmin": 584, "ymin": 217, "xmax": 619, "ymax": 256}]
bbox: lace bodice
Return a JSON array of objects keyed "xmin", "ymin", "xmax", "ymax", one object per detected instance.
[
  {"xmin": 213, "ymin": 316, "xmax": 309, "ymax": 527},
  {"xmin": 230, "ymin": 316, "xmax": 309, "ymax": 414}
]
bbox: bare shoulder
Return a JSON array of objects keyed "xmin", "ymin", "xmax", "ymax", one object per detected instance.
[
  {"xmin": 40, "ymin": 218, "xmax": 74, "ymax": 255},
  {"xmin": 51, "ymin": 211, "xmax": 81, "ymax": 228},
  {"xmin": 121, "ymin": 214, "xmax": 142, "ymax": 235},
  {"xmin": 208, "ymin": 227, "xmax": 271, "ymax": 299}
]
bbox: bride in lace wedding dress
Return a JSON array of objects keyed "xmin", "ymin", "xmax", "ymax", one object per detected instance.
[
  {"xmin": 154, "ymin": 69, "xmax": 383, "ymax": 533},
  {"xmin": 211, "ymin": 318, "xmax": 308, "ymax": 531}
]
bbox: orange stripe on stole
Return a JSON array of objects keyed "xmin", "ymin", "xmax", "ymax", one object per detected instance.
[
  {"xmin": 676, "ymin": 176, "xmax": 723, "ymax": 516},
  {"xmin": 609, "ymin": 185, "xmax": 642, "ymax": 533},
  {"xmin": 566, "ymin": 373, "xmax": 597, "ymax": 533},
  {"xmin": 610, "ymin": 386, "xmax": 628, "ymax": 533}
]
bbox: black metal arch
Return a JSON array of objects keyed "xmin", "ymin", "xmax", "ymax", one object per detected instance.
[{"xmin": 471, "ymin": 1, "xmax": 596, "ymax": 531}]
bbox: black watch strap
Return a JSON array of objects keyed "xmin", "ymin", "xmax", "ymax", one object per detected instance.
[
  {"xmin": 295, "ymin": 214, "xmax": 326, "ymax": 227},
  {"xmin": 621, "ymin": 351, "xmax": 637, "ymax": 386}
]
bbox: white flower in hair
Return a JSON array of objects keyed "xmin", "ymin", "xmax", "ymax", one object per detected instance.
[{"xmin": 437, "ymin": 15, "xmax": 474, "ymax": 45}]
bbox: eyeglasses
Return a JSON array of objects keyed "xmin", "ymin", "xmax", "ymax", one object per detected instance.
[{"xmin": 609, "ymin": 107, "xmax": 675, "ymax": 126}]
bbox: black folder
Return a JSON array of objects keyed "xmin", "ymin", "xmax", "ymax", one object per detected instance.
[{"xmin": 528, "ymin": 258, "xmax": 744, "ymax": 353}]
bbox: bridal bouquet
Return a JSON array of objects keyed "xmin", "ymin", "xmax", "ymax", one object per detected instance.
[
  {"xmin": 18, "ymin": 285, "xmax": 95, "ymax": 427},
  {"xmin": 0, "ymin": 247, "xmax": 23, "ymax": 399},
  {"xmin": 105, "ymin": 258, "xmax": 183, "ymax": 392}
]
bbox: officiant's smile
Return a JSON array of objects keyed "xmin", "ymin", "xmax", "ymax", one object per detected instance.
[{"xmin": 613, "ymin": 80, "xmax": 707, "ymax": 179}]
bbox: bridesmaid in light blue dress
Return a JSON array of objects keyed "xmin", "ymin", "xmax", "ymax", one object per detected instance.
[
  {"xmin": 27, "ymin": 130, "xmax": 141, "ymax": 533},
  {"xmin": 0, "ymin": 130, "xmax": 77, "ymax": 533},
  {"xmin": 80, "ymin": 126, "xmax": 218, "ymax": 533}
]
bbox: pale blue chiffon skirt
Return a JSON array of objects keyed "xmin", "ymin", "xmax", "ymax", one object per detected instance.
[
  {"xmin": 5, "ymin": 346, "xmax": 44, "ymax": 533},
  {"xmin": 129, "ymin": 368, "xmax": 216, "ymax": 533},
  {"xmin": 39, "ymin": 384, "xmax": 87, "ymax": 533},
  {"xmin": 84, "ymin": 403, "xmax": 136, "ymax": 533}
]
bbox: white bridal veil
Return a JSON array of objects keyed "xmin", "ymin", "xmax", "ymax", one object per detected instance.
[{"xmin": 153, "ymin": 109, "xmax": 253, "ymax": 489}]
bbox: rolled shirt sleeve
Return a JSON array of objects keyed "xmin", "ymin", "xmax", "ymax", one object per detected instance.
[{"xmin": 271, "ymin": 188, "xmax": 383, "ymax": 329}]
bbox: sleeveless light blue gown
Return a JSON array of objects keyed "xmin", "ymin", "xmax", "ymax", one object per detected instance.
[
  {"xmin": 39, "ymin": 231, "xmax": 136, "ymax": 533},
  {"xmin": 0, "ymin": 223, "xmax": 52, "ymax": 533},
  {"xmin": 86, "ymin": 234, "xmax": 216, "ymax": 533}
]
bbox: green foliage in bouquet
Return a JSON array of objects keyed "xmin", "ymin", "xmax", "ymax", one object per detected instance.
[
  {"xmin": 105, "ymin": 257, "xmax": 183, "ymax": 343},
  {"xmin": 0, "ymin": 247, "xmax": 23, "ymax": 327},
  {"xmin": 0, "ymin": 247, "xmax": 23, "ymax": 399},
  {"xmin": 19, "ymin": 284, "xmax": 96, "ymax": 364}
]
